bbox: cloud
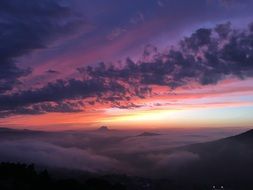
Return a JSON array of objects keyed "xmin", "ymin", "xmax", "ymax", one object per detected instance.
[
  {"xmin": 7, "ymin": 101, "xmax": 84, "ymax": 116},
  {"xmin": 207, "ymin": 0, "xmax": 250, "ymax": 7},
  {"xmin": 129, "ymin": 11, "xmax": 144, "ymax": 25},
  {"xmin": 0, "ymin": 140, "xmax": 120, "ymax": 172},
  {"xmin": 0, "ymin": 0, "xmax": 84, "ymax": 94},
  {"xmin": 46, "ymin": 69, "xmax": 60, "ymax": 74},
  {"xmin": 147, "ymin": 151, "xmax": 199, "ymax": 169},
  {"xmin": 107, "ymin": 27, "xmax": 127, "ymax": 40},
  {"xmin": 79, "ymin": 21, "xmax": 253, "ymax": 88},
  {"xmin": 0, "ymin": 78, "xmax": 131, "ymax": 116},
  {"xmin": 0, "ymin": 64, "xmax": 30, "ymax": 94},
  {"xmin": 157, "ymin": 0, "xmax": 164, "ymax": 7},
  {"xmin": 0, "ymin": 128, "xmax": 245, "ymax": 177},
  {"xmin": 1, "ymin": 21, "xmax": 253, "ymax": 116}
]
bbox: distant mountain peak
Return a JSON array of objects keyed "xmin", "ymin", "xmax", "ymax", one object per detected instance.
[
  {"xmin": 97, "ymin": 126, "xmax": 110, "ymax": 132},
  {"xmin": 137, "ymin": 132, "xmax": 161, "ymax": 137},
  {"xmin": 0, "ymin": 127, "xmax": 16, "ymax": 133}
]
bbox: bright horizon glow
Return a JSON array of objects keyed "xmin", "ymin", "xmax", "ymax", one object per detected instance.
[
  {"xmin": 102, "ymin": 109, "xmax": 182, "ymax": 123},
  {"xmin": 1, "ymin": 79, "xmax": 253, "ymax": 131},
  {"xmin": 1, "ymin": 102, "xmax": 253, "ymax": 131}
]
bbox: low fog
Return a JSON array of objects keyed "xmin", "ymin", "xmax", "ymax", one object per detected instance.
[{"xmin": 0, "ymin": 127, "xmax": 248, "ymax": 178}]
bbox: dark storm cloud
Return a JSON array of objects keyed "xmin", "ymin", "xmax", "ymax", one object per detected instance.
[
  {"xmin": 1, "ymin": 22, "xmax": 253, "ymax": 116},
  {"xmin": 0, "ymin": 0, "xmax": 83, "ymax": 94}
]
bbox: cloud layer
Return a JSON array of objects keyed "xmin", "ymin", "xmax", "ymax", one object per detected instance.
[
  {"xmin": 0, "ymin": 140, "xmax": 120, "ymax": 172},
  {"xmin": 0, "ymin": 128, "xmax": 245, "ymax": 177},
  {"xmin": 0, "ymin": 21, "xmax": 253, "ymax": 116}
]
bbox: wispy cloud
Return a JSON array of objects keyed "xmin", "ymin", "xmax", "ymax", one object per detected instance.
[{"xmin": 0, "ymin": 0, "xmax": 85, "ymax": 94}]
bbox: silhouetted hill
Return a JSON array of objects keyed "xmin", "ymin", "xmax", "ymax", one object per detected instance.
[
  {"xmin": 0, "ymin": 127, "xmax": 49, "ymax": 140},
  {"xmin": 98, "ymin": 126, "xmax": 110, "ymax": 132},
  {"xmin": 0, "ymin": 163, "xmax": 126, "ymax": 190},
  {"xmin": 0, "ymin": 127, "xmax": 46, "ymax": 134},
  {"xmin": 95, "ymin": 126, "xmax": 118, "ymax": 133},
  {"xmin": 226, "ymin": 129, "xmax": 253, "ymax": 143},
  {"xmin": 168, "ymin": 129, "xmax": 253, "ymax": 189},
  {"xmin": 137, "ymin": 132, "xmax": 161, "ymax": 137},
  {"xmin": 184, "ymin": 128, "xmax": 253, "ymax": 151},
  {"xmin": 0, "ymin": 162, "xmax": 220, "ymax": 190},
  {"xmin": 0, "ymin": 128, "xmax": 17, "ymax": 132}
]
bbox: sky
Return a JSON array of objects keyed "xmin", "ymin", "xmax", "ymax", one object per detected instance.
[{"xmin": 0, "ymin": 0, "xmax": 253, "ymax": 130}]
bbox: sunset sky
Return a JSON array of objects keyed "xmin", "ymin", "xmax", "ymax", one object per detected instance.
[{"xmin": 0, "ymin": 0, "xmax": 253, "ymax": 130}]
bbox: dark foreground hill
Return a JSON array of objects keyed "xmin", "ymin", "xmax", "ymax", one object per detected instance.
[
  {"xmin": 0, "ymin": 162, "xmax": 223, "ymax": 190},
  {"xmin": 137, "ymin": 132, "xmax": 161, "ymax": 137},
  {"xmin": 168, "ymin": 129, "xmax": 253, "ymax": 189},
  {"xmin": 0, "ymin": 162, "xmax": 127, "ymax": 190}
]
